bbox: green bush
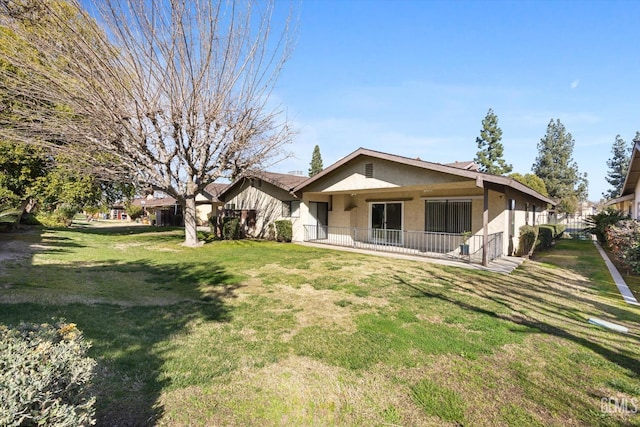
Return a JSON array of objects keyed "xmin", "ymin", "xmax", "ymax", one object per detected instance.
[
  {"xmin": 584, "ymin": 209, "xmax": 627, "ymax": 245},
  {"xmin": 606, "ymin": 220, "xmax": 640, "ymax": 273},
  {"xmin": 538, "ymin": 225, "xmax": 555, "ymax": 249},
  {"xmin": 275, "ymin": 220, "xmax": 292, "ymax": 242},
  {"xmin": 125, "ymin": 204, "xmax": 144, "ymax": 221},
  {"xmin": 222, "ymin": 217, "xmax": 241, "ymax": 240},
  {"xmin": 35, "ymin": 203, "xmax": 78, "ymax": 227},
  {"xmin": 0, "ymin": 321, "xmax": 96, "ymax": 426},
  {"xmin": 518, "ymin": 225, "xmax": 538, "ymax": 256}
]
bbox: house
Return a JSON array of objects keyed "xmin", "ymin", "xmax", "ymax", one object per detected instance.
[
  {"xmin": 217, "ymin": 171, "xmax": 308, "ymax": 238},
  {"xmin": 291, "ymin": 148, "xmax": 555, "ymax": 265},
  {"xmin": 196, "ymin": 183, "xmax": 228, "ymax": 225},
  {"xmin": 606, "ymin": 142, "xmax": 640, "ymax": 218},
  {"xmin": 133, "ymin": 196, "xmax": 183, "ymax": 226}
]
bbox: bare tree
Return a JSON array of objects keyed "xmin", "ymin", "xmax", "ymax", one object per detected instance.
[{"xmin": 0, "ymin": 0, "xmax": 295, "ymax": 246}]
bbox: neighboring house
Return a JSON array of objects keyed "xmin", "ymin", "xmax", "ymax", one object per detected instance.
[
  {"xmin": 109, "ymin": 201, "xmax": 127, "ymax": 220},
  {"xmin": 218, "ymin": 171, "xmax": 308, "ymax": 238},
  {"xmin": 133, "ymin": 196, "xmax": 183, "ymax": 226},
  {"xmin": 291, "ymin": 148, "xmax": 555, "ymax": 265},
  {"xmin": 197, "ymin": 183, "xmax": 228, "ymax": 226},
  {"xmin": 606, "ymin": 142, "xmax": 640, "ymax": 218}
]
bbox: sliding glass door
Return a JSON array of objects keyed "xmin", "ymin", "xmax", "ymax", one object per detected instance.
[{"xmin": 370, "ymin": 202, "xmax": 403, "ymax": 245}]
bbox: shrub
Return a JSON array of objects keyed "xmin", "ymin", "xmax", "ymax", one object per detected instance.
[
  {"xmin": 125, "ymin": 203, "xmax": 144, "ymax": 221},
  {"xmin": 222, "ymin": 217, "xmax": 241, "ymax": 240},
  {"xmin": 584, "ymin": 209, "xmax": 628, "ymax": 245},
  {"xmin": 553, "ymin": 224, "xmax": 566, "ymax": 237},
  {"xmin": 0, "ymin": 321, "xmax": 96, "ymax": 426},
  {"xmin": 35, "ymin": 204, "xmax": 78, "ymax": 227},
  {"xmin": 518, "ymin": 225, "xmax": 538, "ymax": 256},
  {"xmin": 606, "ymin": 220, "xmax": 640, "ymax": 273},
  {"xmin": 275, "ymin": 220, "xmax": 292, "ymax": 242},
  {"xmin": 538, "ymin": 225, "xmax": 555, "ymax": 249}
]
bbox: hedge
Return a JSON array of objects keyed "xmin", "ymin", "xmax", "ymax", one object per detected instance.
[
  {"xmin": 275, "ymin": 220, "xmax": 292, "ymax": 242},
  {"xmin": 0, "ymin": 321, "xmax": 96, "ymax": 426}
]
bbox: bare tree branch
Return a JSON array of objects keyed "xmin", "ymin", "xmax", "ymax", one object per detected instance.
[{"xmin": 0, "ymin": 0, "xmax": 296, "ymax": 246}]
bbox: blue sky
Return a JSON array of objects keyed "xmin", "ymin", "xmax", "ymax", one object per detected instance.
[{"xmin": 271, "ymin": 0, "xmax": 640, "ymax": 200}]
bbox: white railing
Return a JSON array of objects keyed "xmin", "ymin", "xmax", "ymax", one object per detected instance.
[{"xmin": 303, "ymin": 225, "xmax": 504, "ymax": 263}]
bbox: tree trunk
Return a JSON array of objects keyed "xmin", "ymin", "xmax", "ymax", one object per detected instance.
[{"xmin": 183, "ymin": 196, "xmax": 201, "ymax": 247}]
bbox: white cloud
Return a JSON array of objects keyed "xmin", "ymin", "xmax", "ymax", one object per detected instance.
[{"xmin": 571, "ymin": 79, "xmax": 580, "ymax": 89}]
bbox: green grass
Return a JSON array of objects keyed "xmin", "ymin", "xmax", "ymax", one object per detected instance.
[{"xmin": 0, "ymin": 224, "xmax": 639, "ymax": 426}]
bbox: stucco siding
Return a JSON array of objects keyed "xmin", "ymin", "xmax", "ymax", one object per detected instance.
[
  {"xmin": 303, "ymin": 156, "xmax": 470, "ymax": 194},
  {"xmin": 225, "ymin": 180, "xmax": 300, "ymax": 238}
]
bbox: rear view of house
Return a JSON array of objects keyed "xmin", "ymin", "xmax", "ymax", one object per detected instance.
[{"xmin": 292, "ymin": 148, "xmax": 554, "ymax": 265}]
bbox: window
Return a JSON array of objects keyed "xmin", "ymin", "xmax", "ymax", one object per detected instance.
[
  {"xmin": 282, "ymin": 200, "xmax": 300, "ymax": 218},
  {"xmin": 225, "ymin": 203, "xmax": 236, "ymax": 210},
  {"xmin": 525, "ymin": 203, "xmax": 529, "ymax": 225},
  {"xmin": 425, "ymin": 200, "xmax": 471, "ymax": 233},
  {"xmin": 509, "ymin": 199, "xmax": 516, "ymax": 237},
  {"xmin": 365, "ymin": 163, "xmax": 373, "ymax": 178}
]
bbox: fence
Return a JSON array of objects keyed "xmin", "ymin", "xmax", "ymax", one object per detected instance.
[{"xmin": 303, "ymin": 225, "xmax": 504, "ymax": 263}]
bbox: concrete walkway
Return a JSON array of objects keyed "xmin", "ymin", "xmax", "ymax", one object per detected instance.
[
  {"xmin": 593, "ymin": 240, "xmax": 640, "ymax": 306},
  {"xmin": 296, "ymin": 242, "xmax": 525, "ymax": 274}
]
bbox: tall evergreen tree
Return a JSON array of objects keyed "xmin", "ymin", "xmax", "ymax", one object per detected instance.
[
  {"xmin": 474, "ymin": 108, "xmax": 512, "ymax": 175},
  {"xmin": 532, "ymin": 119, "xmax": 588, "ymax": 213},
  {"xmin": 603, "ymin": 134, "xmax": 631, "ymax": 199},
  {"xmin": 308, "ymin": 145, "xmax": 323, "ymax": 177}
]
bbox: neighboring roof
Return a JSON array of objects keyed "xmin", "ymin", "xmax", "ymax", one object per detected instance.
[
  {"xmin": 293, "ymin": 147, "xmax": 555, "ymax": 206},
  {"xmin": 132, "ymin": 197, "xmax": 177, "ymax": 208},
  {"xmin": 621, "ymin": 142, "xmax": 640, "ymax": 196},
  {"xmin": 445, "ymin": 160, "xmax": 479, "ymax": 171},
  {"xmin": 604, "ymin": 193, "xmax": 635, "ymax": 207},
  {"xmin": 218, "ymin": 170, "xmax": 308, "ymax": 200},
  {"xmin": 202, "ymin": 183, "xmax": 229, "ymax": 202}
]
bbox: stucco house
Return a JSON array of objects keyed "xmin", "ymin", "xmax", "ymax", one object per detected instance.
[
  {"xmin": 291, "ymin": 148, "xmax": 554, "ymax": 265},
  {"xmin": 196, "ymin": 183, "xmax": 228, "ymax": 225},
  {"xmin": 217, "ymin": 171, "xmax": 308, "ymax": 238},
  {"xmin": 605, "ymin": 141, "xmax": 640, "ymax": 218}
]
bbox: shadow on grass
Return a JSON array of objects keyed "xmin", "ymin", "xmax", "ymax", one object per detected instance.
[
  {"xmin": 0, "ymin": 227, "xmax": 240, "ymax": 426},
  {"xmin": 397, "ymin": 269, "xmax": 640, "ymax": 378}
]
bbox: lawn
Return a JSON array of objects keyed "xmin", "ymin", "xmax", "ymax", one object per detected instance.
[{"xmin": 0, "ymin": 222, "xmax": 639, "ymax": 426}]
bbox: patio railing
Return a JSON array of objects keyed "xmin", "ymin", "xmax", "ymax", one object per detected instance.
[{"xmin": 303, "ymin": 225, "xmax": 504, "ymax": 263}]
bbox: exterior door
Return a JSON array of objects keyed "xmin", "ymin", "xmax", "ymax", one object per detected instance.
[
  {"xmin": 309, "ymin": 202, "xmax": 329, "ymax": 239},
  {"xmin": 370, "ymin": 202, "xmax": 402, "ymax": 244}
]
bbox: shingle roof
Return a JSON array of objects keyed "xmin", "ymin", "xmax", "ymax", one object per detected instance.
[
  {"xmin": 292, "ymin": 147, "xmax": 555, "ymax": 206},
  {"xmin": 203, "ymin": 183, "xmax": 229, "ymax": 201},
  {"xmin": 218, "ymin": 170, "xmax": 308, "ymax": 200},
  {"xmin": 445, "ymin": 160, "xmax": 479, "ymax": 171}
]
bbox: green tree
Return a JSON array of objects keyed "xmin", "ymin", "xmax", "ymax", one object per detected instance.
[
  {"xmin": 508, "ymin": 172, "xmax": 549, "ymax": 197},
  {"xmin": 603, "ymin": 134, "xmax": 631, "ymax": 199},
  {"xmin": 532, "ymin": 119, "xmax": 588, "ymax": 213},
  {"xmin": 474, "ymin": 108, "xmax": 512, "ymax": 175},
  {"xmin": 0, "ymin": 0, "xmax": 295, "ymax": 247},
  {"xmin": 0, "ymin": 140, "xmax": 47, "ymax": 208},
  {"xmin": 308, "ymin": 145, "xmax": 323, "ymax": 177}
]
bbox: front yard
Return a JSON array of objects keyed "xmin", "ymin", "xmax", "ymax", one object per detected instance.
[{"xmin": 0, "ymin": 223, "xmax": 638, "ymax": 426}]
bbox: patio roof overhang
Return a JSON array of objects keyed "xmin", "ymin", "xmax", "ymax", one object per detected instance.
[{"xmin": 293, "ymin": 148, "xmax": 555, "ymax": 207}]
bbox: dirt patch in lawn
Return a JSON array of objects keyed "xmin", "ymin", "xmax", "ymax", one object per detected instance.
[{"xmin": 159, "ymin": 355, "xmax": 434, "ymax": 426}]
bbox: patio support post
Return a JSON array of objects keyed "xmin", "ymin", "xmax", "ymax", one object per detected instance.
[{"xmin": 482, "ymin": 187, "xmax": 489, "ymax": 266}]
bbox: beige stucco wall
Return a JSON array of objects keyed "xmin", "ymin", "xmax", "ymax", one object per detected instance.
[
  {"xmin": 634, "ymin": 180, "xmax": 640, "ymax": 219},
  {"xmin": 303, "ymin": 156, "xmax": 472, "ymax": 194},
  {"xmin": 224, "ymin": 179, "xmax": 301, "ymax": 238},
  {"xmin": 295, "ymin": 155, "xmax": 550, "ymax": 257}
]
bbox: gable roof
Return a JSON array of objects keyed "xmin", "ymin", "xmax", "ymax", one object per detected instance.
[
  {"xmin": 218, "ymin": 170, "xmax": 308, "ymax": 200},
  {"xmin": 621, "ymin": 142, "xmax": 640, "ymax": 196},
  {"xmin": 445, "ymin": 160, "xmax": 479, "ymax": 171},
  {"xmin": 202, "ymin": 183, "xmax": 229, "ymax": 202},
  {"xmin": 293, "ymin": 147, "xmax": 555, "ymax": 205}
]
